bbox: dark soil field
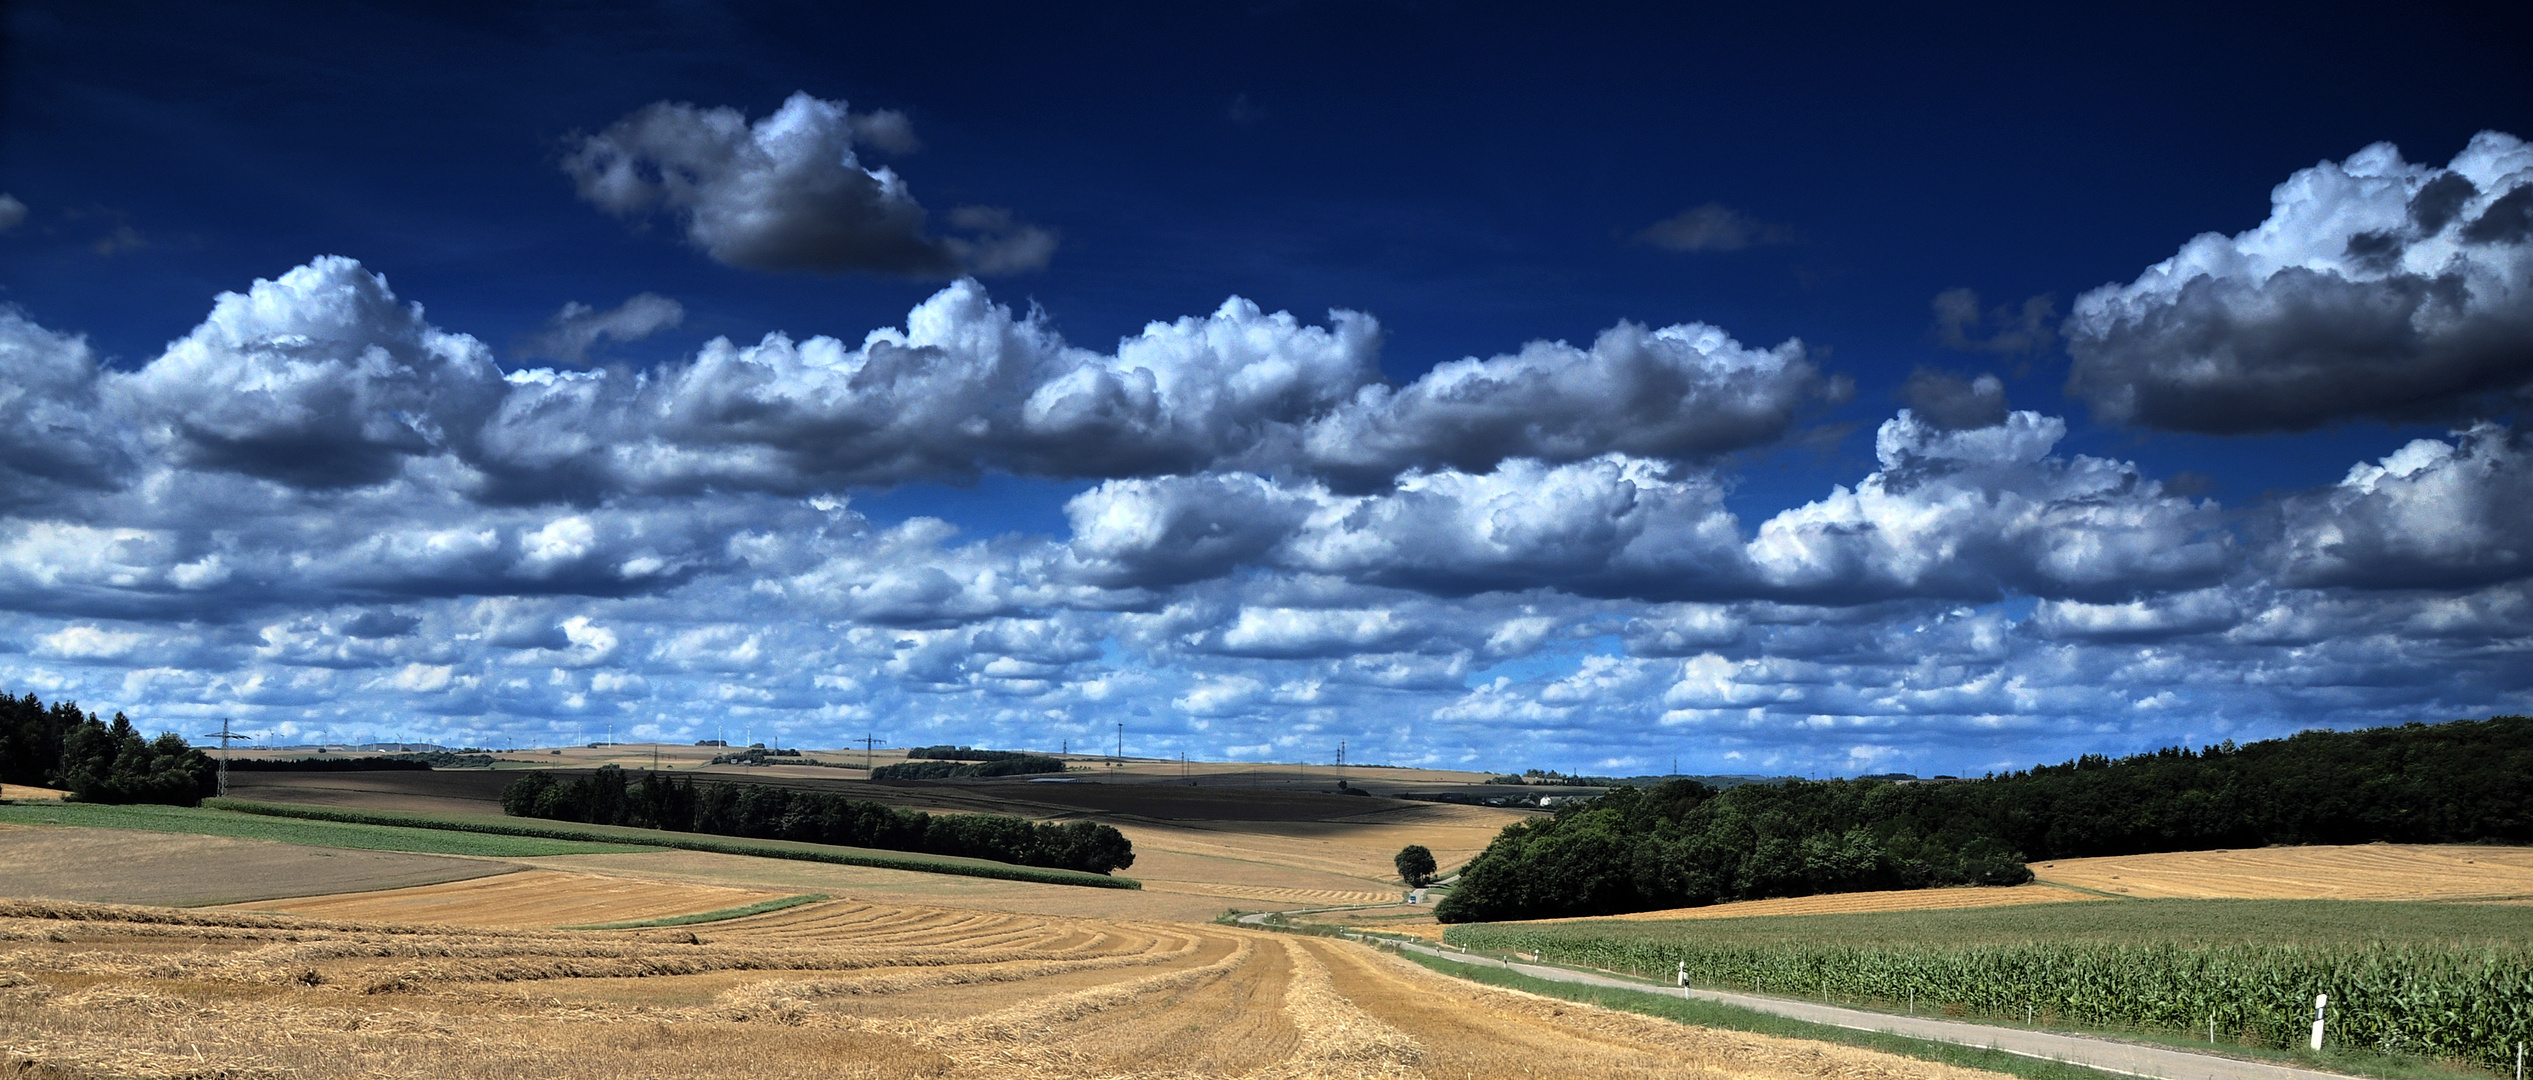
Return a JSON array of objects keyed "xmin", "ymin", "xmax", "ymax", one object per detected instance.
[
  {"xmin": 233, "ymin": 766, "xmax": 1437, "ymax": 824},
  {"xmin": 0, "ymin": 824, "xmax": 515, "ymax": 906},
  {"xmin": 225, "ymin": 768, "xmax": 519, "ymax": 814}
]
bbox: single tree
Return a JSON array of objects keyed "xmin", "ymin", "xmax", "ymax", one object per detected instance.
[{"xmin": 1394, "ymin": 843, "xmax": 1438, "ymax": 887}]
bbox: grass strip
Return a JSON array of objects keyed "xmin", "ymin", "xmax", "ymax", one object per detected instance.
[
  {"xmin": 1392, "ymin": 948, "xmax": 2135, "ymax": 1080},
  {"xmin": 563, "ymin": 893, "xmax": 831, "ymax": 930},
  {"xmin": 0, "ymin": 802, "xmax": 644, "ymax": 858},
  {"xmin": 207, "ymin": 798, "xmax": 1141, "ymax": 890}
]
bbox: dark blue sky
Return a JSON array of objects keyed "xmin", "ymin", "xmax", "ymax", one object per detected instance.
[{"xmin": 1, "ymin": 1, "xmax": 2528, "ymax": 773}]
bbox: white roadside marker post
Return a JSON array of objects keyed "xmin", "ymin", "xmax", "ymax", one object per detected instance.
[
  {"xmin": 2310, "ymin": 993, "xmax": 2328, "ymax": 1051},
  {"xmin": 2514, "ymin": 1040, "xmax": 2522, "ymax": 1080}
]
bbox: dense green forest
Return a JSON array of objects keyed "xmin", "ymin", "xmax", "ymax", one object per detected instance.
[
  {"xmin": 905, "ymin": 746, "xmax": 1053, "ymax": 762},
  {"xmin": 500, "ymin": 766, "xmax": 1134, "ymax": 874},
  {"xmin": 1437, "ymin": 715, "xmax": 2533, "ymax": 923},
  {"xmin": 871, "ymin": 754, "xmax": 1066, "ymax": 779},
  {"xmin": 1, "ymin": 692, "xmax": 216, "ymax": 804},
  {"xmin": 225, "ymin": 757, "xmax": 432, "ymax": 772}
]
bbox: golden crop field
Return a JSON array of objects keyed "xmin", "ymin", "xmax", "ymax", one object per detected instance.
[
  {"xmin": 2030, "ymin": 843, "xmax": 2533, "ymax": 900},
  {"xmin": 1555, "ymin": 883, "xmax": 2102, "ymax": 923},
  {"xmin": 224, "ymin": 870, "xmax": 792, "ymax": 928},
  {"xmin": 0, "ymin": 893, "xmax": 2029, "ymax": 1080},
  {"xmin": 1, "ymin": 784, "xmax": 66, "ymax": 801}
]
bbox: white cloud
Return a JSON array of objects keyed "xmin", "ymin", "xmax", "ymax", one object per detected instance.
[
  {"xmin": 110, "ymin": 256, "xmax": 504, "ymax": 490},
  {"xmin": 0, "ymin": 194, "xmax": 24, "ymax": 231},
  {"xmin": 2067, "ymin": 131, "xmax": 2533, "ymax": 432},
  {"xmin": 1299, "ymin": 320, "xmax": 1838, "ymax": 487},
  {"xmin": 563, "ymin": 92, "xmax": 1053, "ymax": 276},
  {"xmin": 0, "ymin": 246, "xmax": 2525, "ymax": 775},
  {"xmin": 0, "ymin": 312, "xmax": 129, "ymax": 508},
  {"xmin": 2271, "ymin": 423, "xmax": 2533, "ymax": 589},
  {"xmin": 1748, "ymin": 411, "xmax": 2231, "ymax": 603}
]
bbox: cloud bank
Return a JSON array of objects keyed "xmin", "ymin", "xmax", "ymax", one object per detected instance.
[
  {"xmin": 4, "ymin": 135, "xmax": 2531, "ymax": 773},
  {"xmin": 2067, "ymin": 132, "xmax": 2533, "ymax": 432}
]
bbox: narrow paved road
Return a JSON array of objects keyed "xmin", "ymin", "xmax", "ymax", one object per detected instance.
[{"xmin": 1260, "ymin": 916, "xmax": 2357, "ymax": 1080}]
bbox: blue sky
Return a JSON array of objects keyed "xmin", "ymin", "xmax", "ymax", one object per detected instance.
[{"xmin": 2, "ymin": 1, "xmax": 2529, "ymax": 776}]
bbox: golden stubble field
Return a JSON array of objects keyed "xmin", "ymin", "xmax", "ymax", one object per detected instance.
[
  {"xmin": 2031, "ymin": 843, "xmax": 2533, "ymax": 900},
  {"xmin": 0, "ymin": 894, "xmax": 2028, "ymax": 1080}
]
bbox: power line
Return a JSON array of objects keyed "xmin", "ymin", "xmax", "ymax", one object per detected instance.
[{"xmin": 197, "ymin": 718, "xmax": 251, "ymax": 798}]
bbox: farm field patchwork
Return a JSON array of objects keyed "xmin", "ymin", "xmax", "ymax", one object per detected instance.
[
  {"xmin": 219, "ymin": 766, "xmax": 1532, "ymax": 913},
  {"xmin": 0, "ymin": 893, "xmax": 2044, "ymax": 1080}
]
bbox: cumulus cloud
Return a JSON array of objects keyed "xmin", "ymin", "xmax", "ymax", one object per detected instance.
[
  {"xmin": 563, "ymin": 92, "xmax": 1054, "ymax": 276},
  {"xmin": 2271, "ymin": 423, "xmax": 2533, "ymax": 589},
  {"xmin": 15, "ymin": 257, "xmax": 1842, "ymax": 507},
  {"xmin": 1635, "ymin": 203, "xmax": 1788, "ymax": 253},
  {"xmin": 1747, "ymin": 411, "xmax": 2232, "ymax": 603},
  {"xmin": 4, "ymin": 245, "xmax": 2530, "ymax": 776},
  {"xmin": 111, "ymin": 256, "xmax": 504, "ymax": 490},
  {"xmin": 0, "ymin": 312, "xmax": 131, "ymax": 507},
  {"xmin": 518, "ymin": 294, "xmax": 684, "ymax": 365},
  {"xmin": 1066, "ymin": 456, "xmax": 1749, "ymax": 599},
  {"xmin": 480, "ymin": 285, "xmax": 1382, "ymax": 497},
  {"xmin": 2067, "ymin": 131, "xmax": 2533, "ymax": 432},
  {"xmin": 1299, "ymin": 321, "xmax": 1840, "ymax": 488}
]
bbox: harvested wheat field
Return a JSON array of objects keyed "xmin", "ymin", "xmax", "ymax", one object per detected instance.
[
  {"xmin": 2032, "ymin": 843, "xmax": 2533, "ymax": 900},
  {"xmin": 1, "ymin": 784, "xmax": 66, "ymax": 801},
  {"xmin": 224, "ymin": 869, "xmax": 792, "ymax": 928},
  {"xmin": 0, "ymin": 894, "xmax": 2028, "ymax": 1080},
  {"xmin": 1579, "ymin": 882, "xmax": 2102, "ymax": 922}
]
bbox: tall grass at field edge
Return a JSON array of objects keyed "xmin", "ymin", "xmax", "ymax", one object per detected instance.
[{"xmin": 208, "ymin": 798, "xmax": 1142, "ymax": 890}]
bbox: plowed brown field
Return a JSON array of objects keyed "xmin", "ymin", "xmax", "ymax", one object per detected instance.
[
  {"xmin": 0, "ymin": 826, "xmax": 514, "ymax": 907},
  {"xmin": 223, "ymin": 869, "xmax": 791, "ymax": 927},
  {"xmin": 0, "ymin": 895, "xmax": 2027, "ymax": 1080},
  {"xmin": 2031, "ymin": 843, "xmax": 2533, "ymax": 900}
]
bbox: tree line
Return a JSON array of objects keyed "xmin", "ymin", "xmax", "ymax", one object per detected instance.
[
  {"xmin": 1, "ymin": 692, "xmax": 216, "ymax": 805},
  {"xmin": 871, "ymin": 754, "xmax": 1066, "ymax": 780},
  {"xmin": 906, "ymin": 746, "xmax": 1050, "ymax": 762},
  {"xmin": 499, "ymin": 766, "xmax": 1134, "ymax": 874},
  {"xmin": 1436, "ymin": 715, "xmax": 2533, "ymax": 923}
]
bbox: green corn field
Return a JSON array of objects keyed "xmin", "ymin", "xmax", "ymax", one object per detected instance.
[{"xmin": 1446, "ymin": 903, "xmax": 2533, "ymax": 1069}]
